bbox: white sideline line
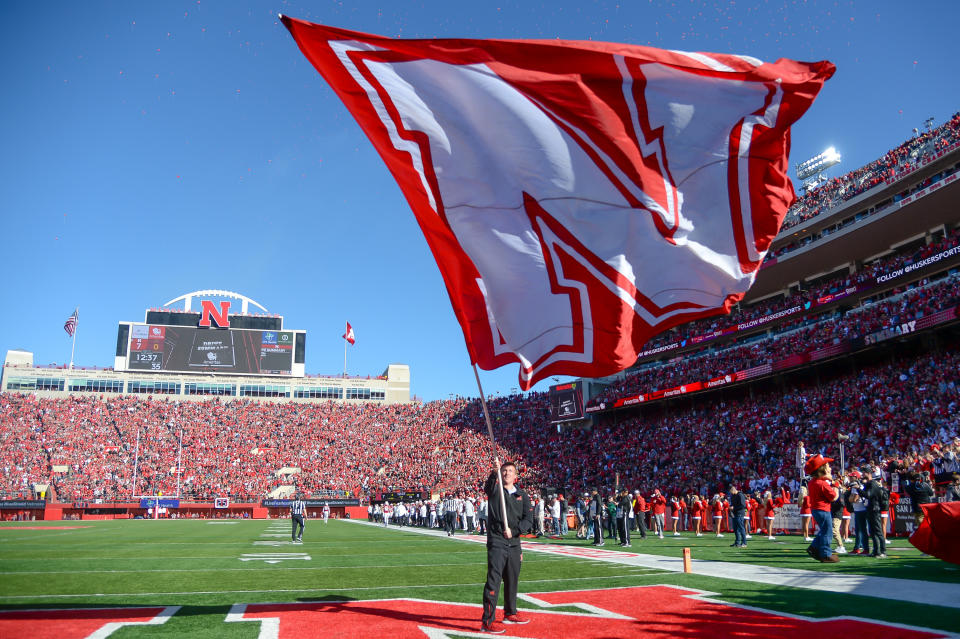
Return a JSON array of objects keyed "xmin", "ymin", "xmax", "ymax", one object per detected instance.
[{"xmin": 343, "ymin": 519, "xmax": 960, "ymax": 610}]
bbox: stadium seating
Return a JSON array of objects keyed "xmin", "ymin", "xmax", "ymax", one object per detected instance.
[
  {"xmin": 1, "ymin": 338, "xmax": 956, "ymax": 503},
  {"xmin": 779, "ymin": 113, "xmax": 960, "ymax": 233}
]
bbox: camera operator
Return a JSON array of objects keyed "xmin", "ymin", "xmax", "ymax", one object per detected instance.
[
  {"xmin": 946, "ymin": 474, "xmax": 960, "ymax": 502},
  {"xmin": 846, "ymin": 471, "xmax": 870, "ymax": 555},
  {"xmin": 862, "ymin": 467, "xmax": 889, "ymax": 558},
  {"xmin": 906, "ymin": 470, "xmax": 936, "ymax": 527}
]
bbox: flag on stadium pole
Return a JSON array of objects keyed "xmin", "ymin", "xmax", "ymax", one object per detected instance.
[
  {"xmin": 64, "ymin": 307, "xmax": 79, "ymax": 370},
  {"xmin": 282, "ymin": 18, "xmax": 834, "ymax": 390},
  {"xmin": 342, "ymin": 321, "xmax": 355, "ymax": 379},
  {"xmin": 342, "ymin": 322, "xmax": 356, "ymax": 345},
  {"xmin": 64, "ymin": 308, "xmax": 78, "ymax": 337}
]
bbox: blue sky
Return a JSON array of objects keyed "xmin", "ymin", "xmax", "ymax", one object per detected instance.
[{"xmin": 1, "ymin": 1, "xmax": 957, "ymax": 401}]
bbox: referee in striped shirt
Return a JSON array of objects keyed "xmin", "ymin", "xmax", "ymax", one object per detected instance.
[{"xmin": 291, "ymin": 494, "xmax": 306, "ymax": 543}]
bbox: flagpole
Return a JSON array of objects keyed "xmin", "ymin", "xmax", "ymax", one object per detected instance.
[
  {"xmin": 343, "ymin": 321, "xmax": 348, "ymax": 379},
  {"xmin": 69, "ymin": 308, "xmax": 78, "ymax": 370},
  {"xmin": 472, "ymin": 364, "xmax": 510, "ymax": 531}
]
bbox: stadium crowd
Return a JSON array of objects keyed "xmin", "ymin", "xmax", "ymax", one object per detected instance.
[
  {"xmin": 589, "ymin": 270, "xmax": 960, "ymax": 406},
  {"xmin": 3, "ymin": 340, "xmax": 957, "ymax": 515},
  {"xmin": 780, "ymin": 112, "xmax": 960, "ymax": 231},
  {"xmin": 635, "ymin": 225, "xmax": 960, "ymax": 359},
  {"xmin": 0, "ymin": 395, "xmax": 536, "ymax": 502}
]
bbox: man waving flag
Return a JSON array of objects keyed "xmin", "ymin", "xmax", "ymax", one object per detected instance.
[{"xmin": 282, "ymin": 18, "xmax": 834, "ymax": 389}]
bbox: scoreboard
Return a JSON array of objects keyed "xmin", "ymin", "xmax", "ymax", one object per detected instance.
[
  {"xmin": 126, "ymin": 324, "xmax": 297, "ymax": 375},
  {"xmin": 548, "ymin": 381, "xmax": 584, "ymax": 423}
]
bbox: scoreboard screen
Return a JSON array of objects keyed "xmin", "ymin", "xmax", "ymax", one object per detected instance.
[
  {"xmin": 548, "ymin": 382, "xmax": 584, "ymax": 423},
  {"xmin": 127, "ymin": 324, "xmax": 295, "ymax": 375}
]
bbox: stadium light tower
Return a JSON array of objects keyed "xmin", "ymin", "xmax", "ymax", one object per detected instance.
[{"xmin": 795, "ymin": 147, "xmax": 841, "ymax": 193}]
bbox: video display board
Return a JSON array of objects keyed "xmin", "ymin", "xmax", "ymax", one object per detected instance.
[
  {"xmin": 548, "ymin": 381, "xmax": 584, "ymax": 423},
  {"xmin": 127, "ymin": 324, "xmax": 295, "ymax": 375}
]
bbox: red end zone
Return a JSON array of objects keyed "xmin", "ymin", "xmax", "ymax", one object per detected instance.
[
  {"xmin": 0, "ymin": 606, "xmax": 179, "ymax": 639},
  {"xmin": 0, "ymin": 526, "xmax": 92, "ymax": 531},
  {"xmin": 226, "ymin": 585, "xmax": 947, "ymax": 638}
]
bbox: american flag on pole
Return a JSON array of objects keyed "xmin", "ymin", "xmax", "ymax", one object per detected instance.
[
  {"xmin": 282, "ymin": 19, "xmax": 833, "ymax": 389},
  {"xmin": 343, "ymin": 322, "xmax": 356, "ymax": 345},
  {"xmin": 64, "ymin": 308, "xmax": 79, "ymax": 337}
]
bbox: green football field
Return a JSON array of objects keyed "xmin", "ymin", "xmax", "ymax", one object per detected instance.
[{"xmin": 0, "ymin": 519, "xmax": 957, "ymax": 637}]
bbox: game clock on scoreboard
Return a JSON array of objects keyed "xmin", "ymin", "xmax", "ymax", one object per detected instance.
[{"xmin": 214, "ymin": 497, "xmax": 229, "ymax": 509}]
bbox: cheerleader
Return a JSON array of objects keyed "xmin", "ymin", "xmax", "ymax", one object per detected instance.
[
  {"xmin": 800, "ymin": 486, "xmax": 813, "ymax": 541},
  {"xmin": 763, "ymin": 490, "xmax": 777, "ymax": 540},
  {"xmin": 841, "ymin": 502, "xmax": 851, "ymax": 544},
  {"xmin": 691, "ymin": 495, "xmax": 703, "ymax": 536},
  {"xmin": 711, "ymin": 495, "xmax": 724, "ymax": 538},
  {"xmin": 669, "ymin": 496, "xmax": 681, "ymax": 536},
  {"xmin": 752, "ymin": 492, "xmax": 764, "ymax": 534}
]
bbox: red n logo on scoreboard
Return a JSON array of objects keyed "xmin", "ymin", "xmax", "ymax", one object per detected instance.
[{"xmin": 198, "ymin": 301, "xmax": 231, "ymax": 328}]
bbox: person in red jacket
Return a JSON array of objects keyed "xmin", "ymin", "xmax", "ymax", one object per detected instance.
[
  {"xmin": 632, "ymin": 491, "xmax": 648, "ymax": 540},
  {"xmin": 805, "ymin": 454, "xmax": 840, "ymax": 563},
  {"xmin": 721, "ymin": 496, "xmax": 731, "ymax": 533},
  {"xmin": 650, "ymin": 490, "xmax": 666, "ymax": 538}
]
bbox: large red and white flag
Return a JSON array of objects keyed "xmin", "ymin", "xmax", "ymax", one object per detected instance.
[
  {"xmin": 64, "ymin": 308, "xmax": 78, "ymax": 337},
  {"xmin": 343, "ymin": 322, "xmax": 356, "ymax": 345},
  {"xmin": 282, "ymin": 18, "xmax": 834, "ymax": 389}
]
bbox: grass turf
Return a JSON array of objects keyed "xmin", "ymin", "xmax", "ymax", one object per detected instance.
[{"xmin": 0, "ymin": 519, "xmax": 957, "ymax": 637}]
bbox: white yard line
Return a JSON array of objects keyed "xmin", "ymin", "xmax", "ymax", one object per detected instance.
[{"xmin": 343, "ymin": 519, "xmax": 960, "ymax": 610}]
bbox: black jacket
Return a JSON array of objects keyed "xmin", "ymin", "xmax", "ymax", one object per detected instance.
[
  {"xmin": 730, "ymin": 492, "xmax": 747, "ymax": 514},
  {"xmin": 862, "ymin": 479, "xmax": 886, "ymax": 512},
  {"xmin": 484, "ymin": 471, "xmax": 534, "ymax": 545}
]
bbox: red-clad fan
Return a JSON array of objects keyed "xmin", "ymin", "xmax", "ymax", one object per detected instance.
[
  {"xmin": 633, "ymin": 493, "xmax": 648, "ymax": 533},
  {"xmin": 650, "ymin": 491, "xmax": 667, "ymax": 538},
  {"xmin": 721, "ymin": 496, "xmax": 731, "ymax": 533}
]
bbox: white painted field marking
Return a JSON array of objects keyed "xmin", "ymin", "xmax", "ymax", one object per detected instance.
[
  {"xmin": 239, "ymin": 553, "xmax": 311, "ymax": 564},
  {"xmin": 259, "ymin": 534, "xmax": 290, "ymax": 538},
  {"xmin": 207, "ymin": 522, "xmax": 240, "ymax": 525}
]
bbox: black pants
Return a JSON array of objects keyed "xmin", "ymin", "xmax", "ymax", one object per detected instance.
[
  {"xmin": 636, "ymin": 513, "xmax": 647, "ymax": 539},
  {"xmin": 618, "ymin": 516, "xmax": 630, "ymax": 544},
  {"xmin": 292, "ymin": 514, "xmax": 304, "ymax": 540},
  {"xmin": 868, "ymin": 510, "xmax": 886, "ymax": 555},
  {"xmin": 592, "ymin": 516, "xmax": 603, "ymax": 544},
  {"xmin": 482, "ymin": 541, "xmax": 521, "ymax": 624},
  {"xmin": 445, "ymin": 512, "xmax": 456, "ymax": 535}
]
